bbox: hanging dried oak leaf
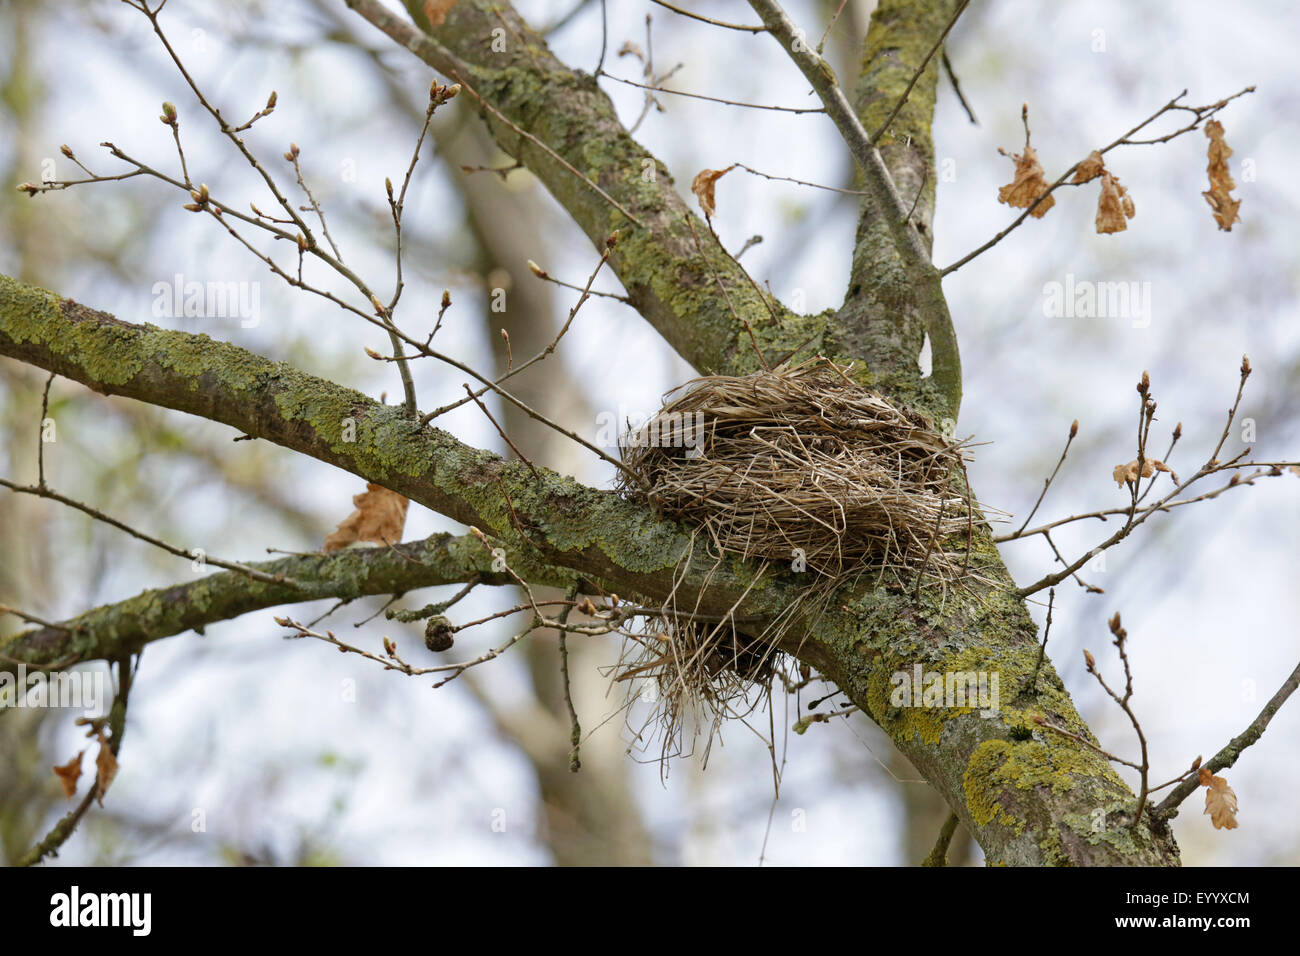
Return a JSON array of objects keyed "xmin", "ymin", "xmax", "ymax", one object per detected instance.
[
  {"xmin": 94, "ymin": 732, "xmax": 118, "ymax": 806},
  {"xmin": 1202, "ymin": 119, "xmax": 1241, "ymax": 231},
  {"xmin": 53, "ymin": 751, "xmax": 84, "ymax": 799},
  {"xmin": 1096, "ymin": 172, "xmax": 1136, "ymax": 234},
  {"xmin": 324, "ymin": 483, "xmax": 410, "ymax": 551},
  {"xmin": 1112, "ymin": 457, "xmax": 1174, "ymax": 487},
  {"xmin": 1199, "ymin": 766, "xmax": 1239, "ymax": 830},
  {"xmin": 997, "ymin": 145, "xmax": 1055, "ymax": 218},
  {"xmin": 1072, "ymin": 149, "xmax": 1105, "ymax": 184},
  {"xmin": 691, "ymin": 165, "xmax": 735, "ymax": 219}
]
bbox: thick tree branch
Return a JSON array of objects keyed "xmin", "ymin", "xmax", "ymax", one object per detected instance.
[
  {"xmin": 0, "ymin": 274, "xmax": 791, "ymax": 624},
  {"xmin": 750, "ymin": 0, "xmax": 961, "ymax": 418}
]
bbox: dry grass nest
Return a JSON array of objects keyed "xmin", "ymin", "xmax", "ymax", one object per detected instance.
[{"xmin": 619, "ymin": 357, "xmax": 974, "ymax": 587}]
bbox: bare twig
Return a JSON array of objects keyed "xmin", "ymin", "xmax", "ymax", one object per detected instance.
[
  {"xmin": 942, "ymin": 51, "xmax": 978, "ymax": 125},
  {"xmin": 0, "ymin": 477, "xmax": 300, "ymax": 588},
  {"xmin": 649, "ymin": 0, "xmax": 766, "ymax": 32},
  {"xmin": 600, "ymin": 73, "xmax": 825, "ymax": 114},
  {"xmin": 870, "ymin": 0, "xmax": 970, "ymax": 143},
  {"xmin": 557, "ymin": 584, "xmax": 583, "ymax": 772},
  {"xmin": 37, "ymin": 372, "xmax": 54, "ymax": 490},
  {"xmin": 733, "ymin": 162, "xmax": 865, "ymax": 196},
  {"xmin": 462, "ymin": 384, "xmax": 538, "ymax": 478},
  {"xmin": 1013, "ymin": 419, "xmax": 1078, "ymax": 537}
]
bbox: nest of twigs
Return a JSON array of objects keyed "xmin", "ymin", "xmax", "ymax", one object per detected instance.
[
  {"xmin": 613, "ymin": 358, "xmax": 975, "ymax": 762},
  {"xmin": 619, "ymin": 357, "xmax": 972, "ymax": 584}
]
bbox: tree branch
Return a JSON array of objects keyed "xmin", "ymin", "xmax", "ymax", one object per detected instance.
[
  {"xmin": 0, "ymin": 274, "xmax": 796, "ymax": 631},
  {"xmin": 750, "ymin": 0, "xmax": 961, "ymax": 417},
  {"xmin": 344, "ymin": 0, "xmax": 792, "ymax": 377},
  {"xmin": 1153, "ymin": 658, "xmax": 1300, "ymax": 824},
  {"xmin": 0, "ymin": 530, "xmax": 573, "ymax": 675}
]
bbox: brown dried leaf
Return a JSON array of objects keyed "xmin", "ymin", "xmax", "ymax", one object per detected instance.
[
  {"xmin": 1072, "ymin": 149, "xmax": 1105, "ymax": 184},
  {"xmin": 94, "ymin": 733, "xmax": 118, "ymax": 806},
  {"xmin": 997, "ymin": 145, "xmax": 1055, "ymax": 218},
  {"xmin": 323, "ymin": 483, "xmax": 410, "ymax": 552},
  {"xmin": 53, "ymin": 751, "xmax": 84, "ymax": 799},
  {"xmin": 1202, "ymin": 119, "xmax": 1241, "ymax": 232},
  {"xmin": 618, "ymin": 41, "xmax": 646, "ymax": 62},
  {"xmin": 1199, "ymin": 766, "xmax": 1239, "ymax": 830},
  {"xmin": 691, "ymin": 165, "xmax": 735, "ymax": 219},
  {"xmin": 1096, "ymin": 172, "xmax": 1136, "ymax": 234},
  {"xmin": 423, "ymin": 0, "xmax": 458, "ymax": 27},
  {"xmin": 1112, "ymin": 457, "xmax": 1174, "ymax": 486}
]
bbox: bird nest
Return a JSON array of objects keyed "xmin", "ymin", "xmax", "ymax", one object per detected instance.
[
  {"xmin": 618, "ymin": 357, "xmax": 972, "ymax": 585},
  {"xmin": 612, "ymin": 357, "xmax": 975, "ymax": 765}
]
